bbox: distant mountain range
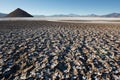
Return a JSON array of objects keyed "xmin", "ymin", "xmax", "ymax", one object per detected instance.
[
  {"xmin": 49, "ymin": 13, "xmax": 120, "ymax": 17},
  {"xmin": 34, "ymin": 13, "xmax": 120, "ymax": 17},
  {"xmin": 102, "ymin": 13, "xmax": 120, "ymax": 17},
  {"xmin": 50, "ymin": 14, "xmax": 81, "ymax": 17},
  {"xmin": 0, "ymin": 13, "xmax": 7, "ymax": 17},
  {"xmin": 0, "ymin": 12, "xmax": 120, "ymax": 17}
]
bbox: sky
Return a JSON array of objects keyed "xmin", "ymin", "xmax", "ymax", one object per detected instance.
[{"xmin": 0, "ymin": 0, "xmax": 120, "ymax": 15}]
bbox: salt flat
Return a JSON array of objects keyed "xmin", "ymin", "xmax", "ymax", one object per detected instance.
[{"xmin": 0, "ymin": 17, "xmax": 120, "ymax": 24}]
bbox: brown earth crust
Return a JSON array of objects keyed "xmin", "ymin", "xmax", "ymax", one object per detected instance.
[{"xmin": 0, "ymin": 21, "xmax": 120, "ymax": 80}]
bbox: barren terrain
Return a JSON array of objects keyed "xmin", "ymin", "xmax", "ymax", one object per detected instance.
[{"xmin": 0, "ymin": 20, "xmax": 120, "ymax": 80}]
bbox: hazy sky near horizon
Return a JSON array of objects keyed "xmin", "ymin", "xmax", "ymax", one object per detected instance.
[{"xmin": 0, "ymin": 0, "xmax": 120, "ymax": 15}]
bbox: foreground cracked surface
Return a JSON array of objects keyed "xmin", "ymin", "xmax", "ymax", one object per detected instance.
[{"xmin": 0, "ymin": 21, "xmax": 120, "ymax": 80}]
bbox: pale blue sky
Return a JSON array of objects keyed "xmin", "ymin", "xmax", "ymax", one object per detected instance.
[{"xmin": 0, "ymin": 0, "xmax": 120, "ymax": 15}]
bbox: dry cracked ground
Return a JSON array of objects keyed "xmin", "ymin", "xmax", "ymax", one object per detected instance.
[{"xmin": 0, "ymin": 21, "xmax": 120, "ymax": 80}]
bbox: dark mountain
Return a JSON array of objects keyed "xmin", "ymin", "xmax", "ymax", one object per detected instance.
[{"xmin": 6, "ymin": 8, "xmax": 33, "ymax": 17}]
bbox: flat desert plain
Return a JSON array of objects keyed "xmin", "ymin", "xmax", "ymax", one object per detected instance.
[{"xmin": 0, "ymin": 17, "xmax": 120, "ymax": 80}]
